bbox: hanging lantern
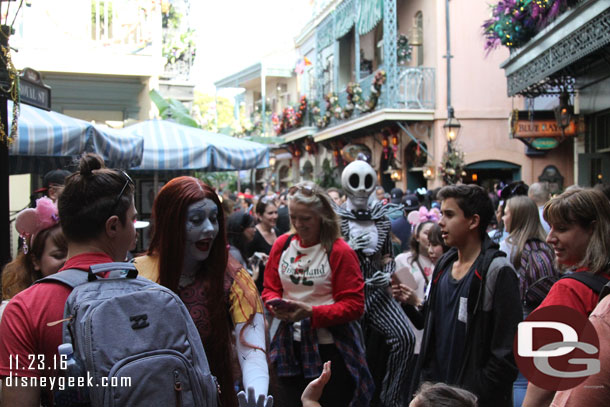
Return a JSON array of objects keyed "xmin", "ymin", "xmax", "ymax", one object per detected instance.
[
  {"xmin": 382, "ymin": 136, "xmax": 389, "ymax": 148},
  {"xmin": 390, "ymin": 169, "xmax": 402, "ymax": 181},
  {"xmin": 391, "ymin": 134, "xmax": 399, "ymax": 146}
]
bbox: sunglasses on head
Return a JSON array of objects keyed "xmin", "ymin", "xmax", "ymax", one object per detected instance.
[
  {"xmin": 260, "ymin": 195, "xmax": 276, "ymax": 205},
  {"xmin": 108, "ymin": 170, "xmax": 134, "ymax": 217},
  {"xmin": 501, "ymin": 182, "xmax": 528, "ymax": 201},
  {"xmin": 288, "ymin": 184, "xmax": 315, "ymax": 197}
]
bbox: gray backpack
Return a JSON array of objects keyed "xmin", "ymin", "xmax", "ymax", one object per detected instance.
[{"xmin": 41, "ymin": 262, "xmax": 219, "ymax": 407}]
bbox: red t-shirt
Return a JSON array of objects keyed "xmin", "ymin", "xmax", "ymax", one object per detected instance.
[
  {"xmin": 262, "ymin": 234, "xmax": 364, "ymax": 328},
  {"xmin": 538, "ymin": 268, "xmax": 610, "ymax": 317},
  {"xmin": 0, "ymin": 253, "xmax": 114, "ymax": 379}
]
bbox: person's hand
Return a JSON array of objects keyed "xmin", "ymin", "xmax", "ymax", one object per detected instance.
[
  {"xmin": 268, "ymin": 299, "xmax": 313, "ymax": 323},
  {"xmin": 237, "ymin": 387, "xmax": 273, "ymax": 407},
  {"xmin": 391, "ymin": 283, "xmax": 422, "ymax": 306},
  {"xmin": 348, "ymin": 231, "xmax": 370, "ymax": 251},
  {"xmin": 258, "ymin": 253, "xmax": 269, "ymax": 264},
  {"xmin": 301, "ymin": 361, "xmax": 331, "ymax": 407}
]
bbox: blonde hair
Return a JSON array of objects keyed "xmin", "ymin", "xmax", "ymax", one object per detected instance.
[
  {"xmin": 505, "ymin": 196, "xmax": 547, "ymax": 268},
  {"xmin": 288, "ymin": 181, "xmax": 341, "ymax": 253},
  {"xmin": 543, "ymin": 188, "xmax": 610, "ymax": 274}
]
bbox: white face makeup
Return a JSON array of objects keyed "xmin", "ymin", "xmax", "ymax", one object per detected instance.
[
  {"xmin": 341, "ymin": 160, "xmax": 377, "ymax": 210},
  {"xmin": 184, "ymin": 198, "xmax": 220, "ymax": 264}
]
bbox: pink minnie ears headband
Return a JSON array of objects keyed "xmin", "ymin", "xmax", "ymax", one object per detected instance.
[
  {"xmin": 15, "ymin": 197, "xmax": 60, "ymax": 253},
  {"xmin": 407, "ymin": 206, "xmax": 440, "ymax": 227}
]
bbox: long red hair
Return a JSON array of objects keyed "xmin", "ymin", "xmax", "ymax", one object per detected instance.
[{"xmin": 147, "ymin": 177, "xmax": 261, "ymax": 407}]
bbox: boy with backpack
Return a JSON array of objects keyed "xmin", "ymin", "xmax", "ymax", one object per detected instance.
[
  {"xmin": 0, "ymin": 155, "xmax": 217, "ymax": 406},
  {"xmin": 411, "ymin": 184, "xmax": 522, "ymax": 407}
]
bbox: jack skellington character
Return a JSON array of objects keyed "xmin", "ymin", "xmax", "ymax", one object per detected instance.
[{"xmin": 335, "ymin": 159, "xmax": 414, "ymax": 407}]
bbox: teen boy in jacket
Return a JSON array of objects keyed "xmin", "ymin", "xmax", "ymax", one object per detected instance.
[{"xmin": 412, "ymin": 185, "xmax": 522, "ymax": 407}]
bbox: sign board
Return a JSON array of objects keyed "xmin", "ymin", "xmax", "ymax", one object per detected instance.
[
  {"xmin": 531, "ymin": 137, "xmax": 559, "ymax": 150},
  {"xmin": 509, "ymin": 110, "xmax": 582, "ymax": 151},
  {"xmin": 513, "ymin": 120, "xmax": 576, "ymax": 138},
  {"xmin": 19, "ymin": 68, "xmax": 51, "ymax": 111}
]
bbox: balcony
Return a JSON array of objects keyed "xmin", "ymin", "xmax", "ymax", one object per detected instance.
[
  {"xmin": 11, "ymin": 0, "xmax": 162, "ymax": 76},
  {"xmin": 397, "ymin": 67, "xmax": 435, "ymax": 110},
  {"xmin": 276, "ymin": 66, "xmax": 435, "ymax": 144},
  {"xmin": 318, "ymin": 66, "xmax": 435, "ymax": 124}
]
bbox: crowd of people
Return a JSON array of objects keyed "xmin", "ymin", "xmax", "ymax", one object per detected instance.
[{"xmin": 0, "ymin": 154, "xmax": 609, "ymax": 407}]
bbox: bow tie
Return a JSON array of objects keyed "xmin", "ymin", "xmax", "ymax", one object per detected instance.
[{"xmin": 352, "ymin": 209, "xmax": 371, "ymax": 221}]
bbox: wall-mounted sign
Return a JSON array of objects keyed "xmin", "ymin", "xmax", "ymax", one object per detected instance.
[
  {"xmin": 531, "ymin": 137, "xmax": 559, "ymax": 150},
  {"xmin": 513, "ymin": 120, "xmax": 576, "ymax": 138},
  {"xmin": 19, "ymin": 68, "xmax": 51, "ymax": 111},
  {"xmin": 509, "ymin": 110, "xmax": 582, "ymax": 151}
]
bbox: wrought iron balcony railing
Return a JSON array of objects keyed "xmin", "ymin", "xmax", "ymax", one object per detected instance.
[{"xmin": 317, "ymin": 66, "xmax": 435, "ymax": 125}]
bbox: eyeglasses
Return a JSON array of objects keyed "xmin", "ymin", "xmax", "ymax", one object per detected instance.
[
  {"xmin": 288, "ymin": 184, "xmax": 315, "ymax": 197},
  {"xmin": 108, "ymin": 170, "xmax": 134, "ymax": 217}
]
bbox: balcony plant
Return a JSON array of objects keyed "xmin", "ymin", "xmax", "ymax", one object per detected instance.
[
  {"xmin": 271, "ymin": 96, "xmax": 308, "ymax": 136},
  {"xmin": 362, "ymin": 70, "xmax": 387, "ymax": 112},
  {"xmin": 482, "ymin": 0, "xmax": 582, "ymax": 51}
]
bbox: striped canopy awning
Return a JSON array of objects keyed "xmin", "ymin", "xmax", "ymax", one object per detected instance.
[
  {"xmin": 124, "ymin": 120, "xmax": 270, "ymax": 171},
  {"xmin": 8, "ymin": 102, "xmax": 144, "ymax": 174}
]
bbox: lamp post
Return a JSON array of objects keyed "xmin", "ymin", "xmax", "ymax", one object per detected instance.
[
  {"xmin": 443, "ymin": 0, "xmax": 461, "ymax": 151},
  {"xmin": 443, "ymin": 106, "xmax": 461, "ymax": 151}
]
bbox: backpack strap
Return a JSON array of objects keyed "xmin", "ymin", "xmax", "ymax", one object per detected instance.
[
  {"xmin": 37, "ymin": 268, "xmax": 89, "ymax": 289},
  {"xmin": 562, "ymin": 272, "xmax": 609, "ymax": 295},
  {"xmin": 600, "ymin": 281, "xmax": 610, "ymax": 303},
  {"xmin": 432, "ymin": 248, "xmax": 458, "ymax": 285},
  {"xmin": 37, "ymin": 262, "xmax": 138, "ymax": 288},
  {"xmin": 281, "ymin": 234, "xmax": 296, "ymax": 252}
]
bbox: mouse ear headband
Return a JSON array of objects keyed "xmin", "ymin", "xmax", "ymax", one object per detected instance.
[
  {"xmin": 15, "ymin": 197, "xmax": 60, "ymax": 253},
  {"xmin": 407, "ymin": 206, "xmax": 441, "ymax": 228}
]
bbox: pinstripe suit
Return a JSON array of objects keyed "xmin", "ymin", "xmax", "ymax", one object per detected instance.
[{"xmin": 337, "ymin": 203, "xmax": 415, "ymax": 406}]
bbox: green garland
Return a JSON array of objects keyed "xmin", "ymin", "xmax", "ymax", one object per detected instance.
[
  {"xmin": 312, "ymin": 70, "xmax": 387, "ymax": 129},
  {"xmin": 311, "ymin": 98, "xmax": 331, "ymax": 129},
  {"xmin": 483, "ymin": 1, "xmax": 580, "ymax": 52},
  {"xmin": 397, "ymin": 34, "xmax": 412, "ymax": 65},
  {"xmin": 440, "ymin": 147, "xmax": 466, "ymax": 185}
]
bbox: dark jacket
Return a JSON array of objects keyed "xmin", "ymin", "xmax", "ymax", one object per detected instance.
[{"xmin": 413, "ymin": 236, "xmax": 522, "ymax": 407}]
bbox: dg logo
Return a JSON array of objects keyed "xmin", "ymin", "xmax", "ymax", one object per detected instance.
[{"xmin": 514, "ymin": 305, "xmax": 600, "ymax": 391}]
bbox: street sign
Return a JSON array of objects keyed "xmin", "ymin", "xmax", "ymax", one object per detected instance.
[{"xmin": 19, "ymin": 67, "xmax": 51, "ymax": 111}]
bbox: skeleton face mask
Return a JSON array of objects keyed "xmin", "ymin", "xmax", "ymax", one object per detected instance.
[{"xmin": 341, "ymin": 160, "xmax": 377, "ymax": 210}]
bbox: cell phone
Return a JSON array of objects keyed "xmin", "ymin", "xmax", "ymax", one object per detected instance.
[
  {"xmin": 266, "ymin": 298, "xmax": 296, "ymax": 311},
  {"xmin": 390, "ymin": 272, "xmax": 400, "ymax": 286}
]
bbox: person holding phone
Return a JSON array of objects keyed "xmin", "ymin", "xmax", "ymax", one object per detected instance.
[{"xmin": 262, "ymin": 181, "xmax": 374, "ymax": 407}]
